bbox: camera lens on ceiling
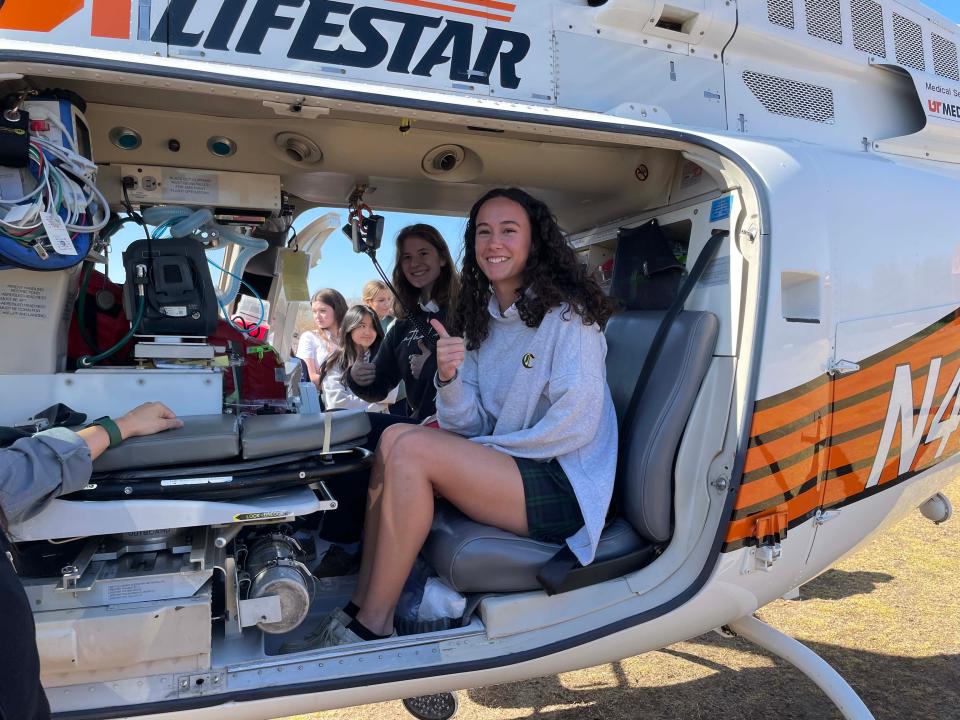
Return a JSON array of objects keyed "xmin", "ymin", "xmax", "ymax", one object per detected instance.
[{"xmin": 436, "ymin": 152, "xmax": 458, "ymax": 172}]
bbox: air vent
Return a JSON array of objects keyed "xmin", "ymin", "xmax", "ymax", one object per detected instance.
[
  {"xmin": 743, "ymin": 70, "xmax": 836, "ymax": 124},
  {"xmin": 932, "ymin": 33, "xmax": 960, "ymax": 81},
  {"xmin": 893, "ymin": 13, "xmax": 925, "ymax": 71},
  {"xmin": 768, "ymin": 0, "xmax": 795, "ymax": 29},
  {"xmin": 805, "ymin": 0, "xmax": 842, "ymax": 45},
  {"xmin": 851, "ymin": 0, "xmax": 886, "ymax": 57}
]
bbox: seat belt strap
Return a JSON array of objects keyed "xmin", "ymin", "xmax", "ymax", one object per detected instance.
[
  {"xmin": 322, "ymin": 410, "xmax": 333, "ymax": 454},
  {"xmin": 617, "ymin": 229, "xmax": 728, "ymax": 469}
]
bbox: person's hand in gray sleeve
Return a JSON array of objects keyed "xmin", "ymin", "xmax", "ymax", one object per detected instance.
[
  {"xmin": 77, "ymin": 401, "xmax": 183, "ymax": 460},
  {"xmin": 0, "ymin": 402, "xmax": 182, "ymax": 526}
]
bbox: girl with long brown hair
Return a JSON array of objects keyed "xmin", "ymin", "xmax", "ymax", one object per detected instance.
[
  {"xmin": 348, "ymin": 224, "xmax": 459, "ymax": 420},
  {"xmin": 296, "ymin": 288, "xmax": 347, "ymax": 387},
  {"xmin": 318, "ymin": 305, "xmax": 397, "ymax": 412}
]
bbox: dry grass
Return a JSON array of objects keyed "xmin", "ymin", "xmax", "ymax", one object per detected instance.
[{"xmin": 280, "ymin": 479, "xmax": 960, "ymax": 720}]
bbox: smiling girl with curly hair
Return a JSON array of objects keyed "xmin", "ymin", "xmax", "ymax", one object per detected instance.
[{"xmin": 308, "ymin": 188, "xmax": 618, "ymax": 648}]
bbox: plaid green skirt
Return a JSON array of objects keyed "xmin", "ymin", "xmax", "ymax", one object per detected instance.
[{"xmin": 515, "ymin": 457, "xmax": 584, "ymax": 544}]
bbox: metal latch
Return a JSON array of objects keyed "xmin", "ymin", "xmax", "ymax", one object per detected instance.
[
  {"xmin": 827, "ymin": 358, "xmax": 860, "ymax": 375},
  {"xmin": 815, "ymin": 509, "xmax": 840, "ymax": 525},
  {"xmin": 755, "ymin": 543, "xmax": 781, "ymax": 569},
  {"xmin": 741, "ymin": 510, "xmax": 788, "ymax": 574},
  {"xmin": 741, "ymin": 541, "xmax": 782, "ymax": 574}
]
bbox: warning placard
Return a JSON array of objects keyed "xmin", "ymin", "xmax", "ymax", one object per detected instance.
[
  {"xmin": 164, "ymin": 169, "xmax": 219, "ymax": 204},
  {"xmin": 0, "ymin": 283, "xmax": 48, "ymax": 319}
]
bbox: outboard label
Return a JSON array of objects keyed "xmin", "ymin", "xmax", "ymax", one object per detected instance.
[
  {"xmin": 868, "ymin": 356, "xmax": 960, "ymax": 488},
  {"xmin": 154, "ymin": 0, "xmax": 531, "ymax": 89},
  {"xmin": 924, "ymin": 81, "xmax": 960, "ymax": 124},
  {"xmin": 0, "ymin": 0, "xmax": 550, "ymax": 102}
]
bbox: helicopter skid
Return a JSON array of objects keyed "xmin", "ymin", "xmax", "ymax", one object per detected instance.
[{"xmin": 726, "ymin": 615, "xmax": 875, "ymax": 720}]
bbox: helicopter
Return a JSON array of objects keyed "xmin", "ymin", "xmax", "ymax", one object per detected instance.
[{"xmin": 0, "ymin": 1, "xmax": 956, "ymax": 719}]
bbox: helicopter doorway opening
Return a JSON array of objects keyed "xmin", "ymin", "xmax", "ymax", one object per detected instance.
[{"xmin": 0, "ymin": 61, "xmax": 767, "ymax": 720}]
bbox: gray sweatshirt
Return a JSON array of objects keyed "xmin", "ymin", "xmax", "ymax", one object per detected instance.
[
  {"xmin": 437, "ymin": 298, "xmax": 618, "ymax": 565},
  {"xmin": 0, "ymin": 428, "xmax": 92, "ymax": 526}
]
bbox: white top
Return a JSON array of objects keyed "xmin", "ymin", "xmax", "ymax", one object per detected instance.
[
  {"xmin": 322, "ymin": 350, "xmax": 398, "ymax": 413},
  {"xmin": 437, "ymin": 298, "xmax": 617, "ymax": 565},
  {"xmin": 296, "ymin": 329, "xmax": 336, "ymax": 369}
]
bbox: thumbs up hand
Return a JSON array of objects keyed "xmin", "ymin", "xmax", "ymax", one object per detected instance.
[
  {"xmin": 430, "ymin": 319, "xmax": 465, "ymax": 383},
  {"xmin": 409, "ymin": 340, "xmax": 431, "ymax": 380}
]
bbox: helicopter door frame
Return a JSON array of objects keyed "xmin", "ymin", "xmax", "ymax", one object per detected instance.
[{"xmin": 0, "ymin": 52, "xmax": 771, "ymax": 715}]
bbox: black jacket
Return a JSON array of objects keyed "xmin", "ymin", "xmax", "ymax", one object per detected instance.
[
  {"xmin": 348, "ymin": 308, "xmax": 445, "ymax": 420},
  {"xmin": 0, "ymin": 530, "xmax": 50, "ymax": 720}
]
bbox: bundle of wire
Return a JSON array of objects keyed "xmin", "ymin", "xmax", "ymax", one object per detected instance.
[{"xmin": 0, "ymin": 118, "xmax": 109, "ymax": 270}]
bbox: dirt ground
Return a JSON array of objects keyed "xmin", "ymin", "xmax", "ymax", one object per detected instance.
[{"xmin": 281, "ymin": 478, "xmax": 959, "ymax": 720}]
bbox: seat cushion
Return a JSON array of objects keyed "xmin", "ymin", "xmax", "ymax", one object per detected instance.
[
  {"xmin": 423, "ymin": 504, "xmax": 647, "ymax": 593},
  {"xmin": 92, "ymin": 414, "xmax": 240, "ymax": 473},
  {"xmin": 240, "ymin": 410, "xmax": 370, "ymax": 459}
]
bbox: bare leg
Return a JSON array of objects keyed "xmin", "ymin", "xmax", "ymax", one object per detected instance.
[
  {"xmin": 355, "ymin": 429, "xmax": 527, "ymax": 636},
  {"xmin": 351, "ymin": 423, "xmax": 423, "ymax": 607}
]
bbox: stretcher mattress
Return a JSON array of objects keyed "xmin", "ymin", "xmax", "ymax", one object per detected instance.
[{"xmin": 92, "ymin": 410, "xmax": 371, "ymax": 472}]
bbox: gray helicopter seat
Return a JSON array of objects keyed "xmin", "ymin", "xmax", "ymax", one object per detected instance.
[{"xmin": 421, "ymin": 310, "xmax": 719, "ymax": 594}]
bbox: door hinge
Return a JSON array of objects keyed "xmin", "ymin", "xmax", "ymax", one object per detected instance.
[{"xmin": 827, "ymin": 359, "xmax": 860, "ymax": 376}]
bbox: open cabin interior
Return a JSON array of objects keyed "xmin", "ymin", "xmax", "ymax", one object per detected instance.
[{"xmin": 0, "ymin": 65, "xmax": 761, "ymax": 712}]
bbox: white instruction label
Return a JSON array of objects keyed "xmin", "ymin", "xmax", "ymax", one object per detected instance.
[
  {"xmin": 0, "ymin": 283, "xmax": 48, "ymax": 319},
  {"xmin": 699, "ymin": 257, "xmax": 730, "ymax": 287},
  {"xmin": 106, "ymin": 578, "xmax": 168, "ymax": 602},
  {"xmin": 163, "ymin": 169, "xmax": 218, "ymax": 204},
  {"xmin": 0, "ymin": 167, "xmax": 24, "ymax": 200},
  {"xmin": 160, "ymin": 476, "xmax": 232, "ymax": 487},
  {"xmin": 39, "ymin": 211, "xmax": 76, "ymax": 255}
]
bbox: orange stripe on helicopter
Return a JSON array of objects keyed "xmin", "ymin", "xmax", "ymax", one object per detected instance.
[
  {"xmin": 0, "ymin": 0, "xmax": 131, "ymax": 38},
  {"xmin": 725, "ymin": 425, "xmax": 960, "ymax": 546},
  {"xmin": 723, "ymin": 309, "xmax": 960, "ymax": 550},
  {"xmin": 742, "ymin": 352, "xmax": 960, "ymax": 488},
  {"xmin": 440, "ymin": 0, "xmax": 518, "ymax": 11},
  {"xmin": 384, "ymin": 0, "xmax": 514, "ymax": 22},
  {"xmin": 0, "ymin": 0, "xmax": 84, "ymax": 33},
  {"xmin": 91, "ymin": 0, "xmax": 131, "ymax": 39},
  {"xmin": 748, "ymin": 310, "xmax": 960, "ymax": 437}
]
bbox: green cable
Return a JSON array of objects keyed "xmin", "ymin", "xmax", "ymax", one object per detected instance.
[{"xmin": 77, "ymin": 293, "xmax": 145, "ymax": 368}]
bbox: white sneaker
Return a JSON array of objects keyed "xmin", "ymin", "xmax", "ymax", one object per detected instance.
[{"xmin": 321, "ymin": 616, "xmax": 397, "ymax": 648}]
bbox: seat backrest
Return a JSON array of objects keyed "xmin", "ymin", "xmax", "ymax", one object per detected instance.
[{"xmin": 604, "ymin": 310, "xmax": 719, "ymax": 543}]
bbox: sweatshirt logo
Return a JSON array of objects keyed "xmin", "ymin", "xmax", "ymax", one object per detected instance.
[{"xmin": 521, "ymin": 352, "xmax": 535, "ymax": 369}]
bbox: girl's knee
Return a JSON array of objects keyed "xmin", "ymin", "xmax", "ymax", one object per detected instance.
[
  {"xmin": 376, "ymin": 422, "xmax": 418, "ymax": 459},
  {"xmin": 382, "ymin": 429, "xmax": 435, "ymax": 483},
  {"xmin": 390, "ymin": 428, "xmax": 435, "ymax": 460}
]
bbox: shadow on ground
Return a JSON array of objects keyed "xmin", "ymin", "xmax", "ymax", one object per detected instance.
[
  {"xmin": 799, "ymin": 569, "xmax": 894, "ymax": 601},
  {"xmin": 466, "ymin": 632, "xmax": 960, "ymax": 720}
]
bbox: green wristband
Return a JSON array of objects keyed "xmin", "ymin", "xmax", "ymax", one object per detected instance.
[{"xmin": 90, "ymin": 416, "xmax": 123, "ymax": 449}]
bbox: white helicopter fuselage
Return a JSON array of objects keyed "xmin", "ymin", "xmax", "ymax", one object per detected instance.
[{"xmin": 0, "ymin": 0, "xmax": 956, "ymax": 718}]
